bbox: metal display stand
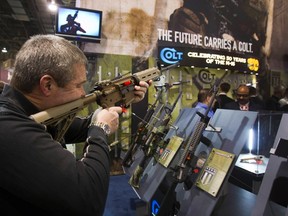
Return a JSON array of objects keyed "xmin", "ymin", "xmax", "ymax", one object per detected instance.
[
  {"xmin": 133, "ymin": 108, "xmax": 258, "ymax": 216},
  {"xmin": 251, "ymin": 114, "xmax": 288, "ymax": 216},
  {"xmin": 123, "ymin": 91, "xmax": 182, "ymax": 176},
  {"xmin": 122, "ymin": 102, "xmax": 165, "ymax": 176},
  {"xmin": 132, "ymin": 108, "xmax": 201, "ymax": 202},
  {"xmin": 176, "ymin": 109, "xmax": 258, "ymax": 216}
]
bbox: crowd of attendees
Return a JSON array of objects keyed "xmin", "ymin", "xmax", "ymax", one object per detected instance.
[{"xmin": 212, "ymin": 82, "xmax": 288, "ymax": 113}]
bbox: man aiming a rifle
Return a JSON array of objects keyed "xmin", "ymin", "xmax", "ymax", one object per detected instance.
[{"xmin": 0, "ymin": 35, "xmax": 150, "ymax": 215}]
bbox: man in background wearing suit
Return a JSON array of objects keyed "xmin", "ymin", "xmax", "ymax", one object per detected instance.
[
  {"xmin": 224, "ymin": 84, "xmax": 262, "ymax": 111},
  {"xmin": 213, "ymin": 82, "xmax": 234, "ymax": 111}
]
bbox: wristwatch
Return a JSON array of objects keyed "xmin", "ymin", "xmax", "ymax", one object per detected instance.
[{"xmin": 91, "ymin": 122, "xmax": 111, "ymax": 136}]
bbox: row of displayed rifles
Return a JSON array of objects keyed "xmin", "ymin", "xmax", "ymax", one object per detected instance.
[{"xmin": 121, "ymin": 72, "xmax": 225, "ymax": 216}]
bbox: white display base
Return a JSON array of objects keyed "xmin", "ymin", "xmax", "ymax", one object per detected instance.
[{"xmin": 235, "ymin": 153, "xmax": 269, "ymax": 175}]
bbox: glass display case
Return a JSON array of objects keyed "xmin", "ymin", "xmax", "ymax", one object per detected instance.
[{"xmin": 232, "ymin": 111, "xmax": 283, "ymax": 193}]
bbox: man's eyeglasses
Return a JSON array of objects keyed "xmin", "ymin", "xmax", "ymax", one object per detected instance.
[{"xmin": 237, "ymin": 94, "xmax": 249, "ymax": 98}]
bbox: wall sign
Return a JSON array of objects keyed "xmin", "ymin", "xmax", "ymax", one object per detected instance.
[{"xmin": 158, "ymin": 46, "xmax": 260, "ymax": 73}]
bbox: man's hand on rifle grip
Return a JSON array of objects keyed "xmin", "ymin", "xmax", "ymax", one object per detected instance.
[{"xmin": 90, "ymin": 107, "xmax": 123, "ymax": 135}]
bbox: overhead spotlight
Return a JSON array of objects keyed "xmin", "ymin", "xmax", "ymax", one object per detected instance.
[
  {"xmin": 1, "ymin": 47, "xmax": 7, "ymax": 53},
  {"xmin": 48, "ymin": 0, "xmax": 58, "ymax": 11}
]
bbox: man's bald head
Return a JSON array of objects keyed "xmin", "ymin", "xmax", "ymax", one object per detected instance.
[{"xmin": 236, "ymin": 85, "xmax": 250, "ymax": 105}]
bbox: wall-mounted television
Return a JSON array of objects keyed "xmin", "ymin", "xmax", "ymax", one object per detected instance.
[{"xmin": 55, "ymin": 6, "xmax": 102, "ymax": 43}]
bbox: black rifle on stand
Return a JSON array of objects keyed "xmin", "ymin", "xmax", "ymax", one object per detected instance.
[
  {"xmin": 129, "ymin": 91, "xmax": 182, "ymax": 188},
  {"xmin": 156, "ymin": 72, "xmax": 227, "ymax": 216},
  {"xmin": 122, "ymin": 63, "xmax": 179, "ymax": 167},
  {"xmin": 122, "ymin": 91, "xmax": 162, "ymax": 167}
]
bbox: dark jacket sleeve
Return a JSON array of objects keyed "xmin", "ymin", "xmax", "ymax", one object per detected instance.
[
  {"xmin": 0, "ymin": 109, "xmax": 110, "ymax": 216},
  {"xmin": 64, "ymin": 114, "xmax": 92, "ymax": 143}
]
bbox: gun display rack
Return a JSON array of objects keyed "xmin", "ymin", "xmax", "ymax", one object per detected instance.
[
  {"xmin": 122, "ymin": 100, "xmax": 165, "ymax": 176},
  {"xmin": 129, "ymin": 108, "xmax": 201, "ymax": 201},
  {"xmin": 126, "ymin": 109, "xmax": 258, "ymax": 216}
]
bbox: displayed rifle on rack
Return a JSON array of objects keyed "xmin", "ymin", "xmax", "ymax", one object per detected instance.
[
  {"xmin": 30, "ymin": 63, "xmax": 179, "ymax": 142},
  {"xmin": 122, "ymin": 91, "xmax": 163, "ymax": 167},
  {"xmin": 129, "ymin": 91, "xmax": 182, "ymax": 188},
  {"xmin": 156, "ymin": 72, "xmax": 227, "ymax": 216}
]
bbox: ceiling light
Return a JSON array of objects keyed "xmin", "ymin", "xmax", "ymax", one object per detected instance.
[
  {"xmin": 48, "ymin": 0, "xmax": 58, "ymax": 11},
  {"xmin": 1, "ymin": 48, "xmax": 7, "ymax": 53}
]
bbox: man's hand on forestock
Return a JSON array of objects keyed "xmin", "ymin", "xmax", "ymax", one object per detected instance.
[{"xmin": 133, "ymin": 80, "xmax": 152, "ymax": 103}]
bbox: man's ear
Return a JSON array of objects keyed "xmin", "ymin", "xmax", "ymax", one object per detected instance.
[{"xmin": 39, "ymin": 75, "xmax": 55, "ymax": 96}]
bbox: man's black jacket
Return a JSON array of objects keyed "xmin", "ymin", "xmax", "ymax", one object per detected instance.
[{"xmin": 0, "ymin": 85, "xmax": 110, "ymax": 216}]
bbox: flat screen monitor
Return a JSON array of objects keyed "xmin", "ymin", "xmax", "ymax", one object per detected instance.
[{"xmin": 55, "ymin": 6, "xmax": 102, "ymax": 43}]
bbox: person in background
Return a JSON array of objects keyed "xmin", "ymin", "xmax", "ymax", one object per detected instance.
[
  {"xmin": 192, "ymin": 88, "xmax": 215, "ymax": 118},
  {"xmin": 249, "ymin": 86, "xmax": 265, "ymax": 110},
  {"xmin": 265, "ymin": 85, "xmax": 285, "ymax": 111},
  {"xmin": 0, "ymin": 81, "xmax": 5, "ymax": 93},
  {"xmin": 0, "ymin": 35, "xmax": 150, "ymax": 216},
  {"xmin": 278, "ymin": 87, "xmax": 288, "ymax": 108},
  {"xmin": 213, "ymin": 82, "xmax": 234, "ymax": 111},
  {"xmin": 224, "ymin": 84, "xmax": 262, "ymax": 111}
]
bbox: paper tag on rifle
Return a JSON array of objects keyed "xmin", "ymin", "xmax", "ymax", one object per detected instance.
[
  {"xmin": 195, "ymin": 148, "xmax": 235, "ymax": 197},
  {"xmin": 158, "ymin": 135, "xmax": 183, "ymax": 168}
]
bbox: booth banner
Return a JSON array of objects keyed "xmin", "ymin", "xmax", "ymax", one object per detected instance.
[
  {"xmin": 158, "ymin": 46, "xmax": 260, "ymax": 73},
  {"xmin": 81, "ymin": 0, "xmax": 270, "ymax": 60}
]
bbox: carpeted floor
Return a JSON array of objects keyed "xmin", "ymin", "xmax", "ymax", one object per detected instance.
[{"xmin": 104, "ymin": 174, "xmax": 143, "ymax": 216}]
